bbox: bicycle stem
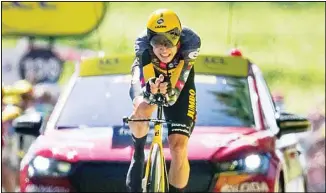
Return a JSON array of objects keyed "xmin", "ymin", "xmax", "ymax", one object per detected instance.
[{"xmin": 157, "ymin": 105, "xmax": 163, "ymax": 121}]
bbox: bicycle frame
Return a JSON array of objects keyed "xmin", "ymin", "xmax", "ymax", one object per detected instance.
[
  {"xmin": 123, "ymin": 94, "xmax": 170, "ymax": 192},
  {"xmin": 143, "ymin": 104, "xmax": 168, "ymax": 192}
]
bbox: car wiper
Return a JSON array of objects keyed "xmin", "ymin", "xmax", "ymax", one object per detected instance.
[
  {"xmin": 56, "ymin": 126, "xmax": 77, "ymax": 130},
  {"xmin": 56, "ymin": 125, "xmax": 89, "ymax": 130}
]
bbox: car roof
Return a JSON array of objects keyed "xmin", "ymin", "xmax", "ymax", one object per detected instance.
[{"xmin": 77, "ymin": 54, "xmax": 250, "ymax": 78}]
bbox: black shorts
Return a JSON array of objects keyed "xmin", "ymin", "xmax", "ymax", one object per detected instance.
[{"xmin": 129, "ymin": 66, "xmax": 197, "ymax": 138}]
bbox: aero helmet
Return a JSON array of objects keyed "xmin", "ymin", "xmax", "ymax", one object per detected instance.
[{"xmin": 146, "ymin": 9, "xmax": 182, "ymax": 48}]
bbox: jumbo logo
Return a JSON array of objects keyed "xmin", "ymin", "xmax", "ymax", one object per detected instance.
[{"xmin": 187, "ymin": 89, "xmax": 196, "ymax": 120}]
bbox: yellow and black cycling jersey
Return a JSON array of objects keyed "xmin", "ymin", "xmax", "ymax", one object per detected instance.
[
  {"xmin": 130, "ymin": 26, "xmax": 201, "ymax": 106},
  {"xmin": 129, "ymin": 26, "xmax": 201, "ymax": 137}
]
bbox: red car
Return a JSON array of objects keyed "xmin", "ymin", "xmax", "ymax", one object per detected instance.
[{"xmin": 14, "ymin": 53, "xmax": 310, "ymax": 192}]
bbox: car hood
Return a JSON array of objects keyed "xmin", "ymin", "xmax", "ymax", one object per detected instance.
[{"xmin": 30, "ymin": 126, "xmax": 275, "ymax": 162}]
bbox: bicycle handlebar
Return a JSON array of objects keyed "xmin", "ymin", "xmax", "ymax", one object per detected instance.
[
  {"xmin": 152, "ymin": 93, "xmax": 167, "ymax": 107},
  {"xmin": 123, "ymin": 93, "xmax": 170, "ymax": 124},
  {"xmin": 122, "ymin": 116, "xmax": 172, "ymax": 124}
]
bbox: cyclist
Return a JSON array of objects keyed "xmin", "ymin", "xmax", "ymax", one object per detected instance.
[
  {"xmin": 127, "ymin": 9, "xmax": 201, "ymax": 192},
  {"xmin": 2, "ymin": 80, "xmax": 35, "ymax": 190},
  {"xmin": 2, "ymin": 86, "xmax": 20, "ymax": 192}
]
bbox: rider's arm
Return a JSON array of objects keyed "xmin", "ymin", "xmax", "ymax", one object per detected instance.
[
  {"xmin": 167, "ymin": 28, "xmax": 201, "ymax": 106},
  {"xmin": 130, "ymin": 32, "xmax": 157, "ymax": 104},
  {"xmin": 130, "ymin": 57, "xmax": 156, "ymax": 105}
]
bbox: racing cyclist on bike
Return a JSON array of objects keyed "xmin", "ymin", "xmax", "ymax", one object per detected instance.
[{"xmin": 127, "ymin": 9, "xmax": 201, "ymax": 193}]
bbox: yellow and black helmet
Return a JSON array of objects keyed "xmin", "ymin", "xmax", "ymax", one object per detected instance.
[{"xmin": 146, "ymin": 9, "xmax": 182, "ymax": 48}]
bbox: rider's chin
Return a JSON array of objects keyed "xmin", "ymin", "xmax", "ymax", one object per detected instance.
[{"xmin": 159, "ymin": 56, "xmax": 172, "ymax": 63}]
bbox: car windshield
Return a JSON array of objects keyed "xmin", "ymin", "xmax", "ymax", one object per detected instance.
[{"xmin": 56, "ymin": 75, "xmax": 255, "ymax": 128}]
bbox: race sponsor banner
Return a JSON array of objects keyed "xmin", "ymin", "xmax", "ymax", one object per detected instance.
[{"xmin": 2, "ymin": 2, "xmax": 106, "ymax": 37}]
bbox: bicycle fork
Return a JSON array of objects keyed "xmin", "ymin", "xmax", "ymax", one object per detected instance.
[{"xmin": 142, "ymin": 121, "xmax": 168, "ymax": 192}]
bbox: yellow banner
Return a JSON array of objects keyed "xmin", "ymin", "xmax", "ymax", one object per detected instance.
[
  {"xmin": 78, "ymin": 54, "xmax": 249, "ymax": 77},
  {"xmin": 195, "ymin": 55, "xmax": 249, "ymax": 77},
  {"xmin": 79, "ymin": 55, "xmax": 135, "ymax": 77},
  {"xmin": 2, "ymin": 2, "xmax": 106, "ymax": 37}
]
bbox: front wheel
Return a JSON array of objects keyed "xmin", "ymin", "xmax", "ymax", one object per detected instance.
[{"xmin": 145, "ymin": 143, "xmax": 167, "ymax": 192}]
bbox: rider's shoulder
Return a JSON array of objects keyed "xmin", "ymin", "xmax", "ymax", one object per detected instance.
[
  {"xmin": 134, "ymin": 30, "xmax": 151, "ymax": 66},
  {"xmin": 135, "ymin": 30, "xmax": 149, "ymax": 42},
  {"xmin": 180, "ymin": 26, "xmax": 201, "ymax": 50},
  {"xmin": 134, "ymin": 30, "xmax": 150, "ymax": 53},
  {"xmin": 135, "ymin": 30, "xmax": 150, "ymax": 49}
]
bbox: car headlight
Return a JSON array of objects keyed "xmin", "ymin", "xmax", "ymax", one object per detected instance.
[
  {"xmin": 33, "ymin": 156, "xmax": 51, "ymax": 171},
  {"xmin": 28, "ymin": 156, "xmax": 72, "ymax": 177},
  {"xmin": 244, "ymin": 154, "xmax": 261, "ymax": 170},
  {"xmin": 215, "ymin": 153, "xmax": 269, "ymax": 173}
]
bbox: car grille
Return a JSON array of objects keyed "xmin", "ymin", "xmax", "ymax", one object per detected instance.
[
  {"xmin": 69, "ymin": 161, "xmax": 129, "ymax": 192},
  {"xmin": 182, "ymin": 161, "xmax": 216, "ymax": 192},
  {"xmin": 69, "ymin": 160, "xmax": 215, "ymax": 192}
]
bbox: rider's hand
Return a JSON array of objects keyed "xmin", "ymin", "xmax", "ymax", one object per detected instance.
[
  {"xmin": 158, "ymin": 81, "xmax": 168, "ymax": 95},
  {"xmin": 149, "ymin": 74, "xmax": 168, "ymax": 94}
]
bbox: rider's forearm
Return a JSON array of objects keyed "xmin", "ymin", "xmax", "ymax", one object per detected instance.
[
  {"xmin": 130, "ymin": 57, "xmax": 154, "ymax": 104},
  {"xmin": 167, "ymin": 59, "xmax": 196, "ymax": 106}
]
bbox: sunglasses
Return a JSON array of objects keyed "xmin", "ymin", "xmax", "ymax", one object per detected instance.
[{"xmin": 148, "ymin": 27, "xmax": 181, "ymax": 48}]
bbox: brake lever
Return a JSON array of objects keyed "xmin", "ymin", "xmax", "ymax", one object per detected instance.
[{"xmin": 122, "ymin": 116, "xmax": 129, "ymax": 127}]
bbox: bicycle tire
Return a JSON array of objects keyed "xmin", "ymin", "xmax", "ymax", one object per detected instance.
[
  {"xmin": 163, "ymin": 156, "xmax": 169, "ymax": 192},
  {"xmin": 147, "ymin": 143, "xmax": 165, "ymax": 192}
]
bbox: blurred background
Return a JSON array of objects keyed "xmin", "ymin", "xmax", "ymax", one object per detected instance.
[
  {"xmin": 1, "ymin": 2, "xmax": 325, "ymax": 192},
  {"xmin": 3, "ymin": 2, "xmax": 325, "ymax": 114}
]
